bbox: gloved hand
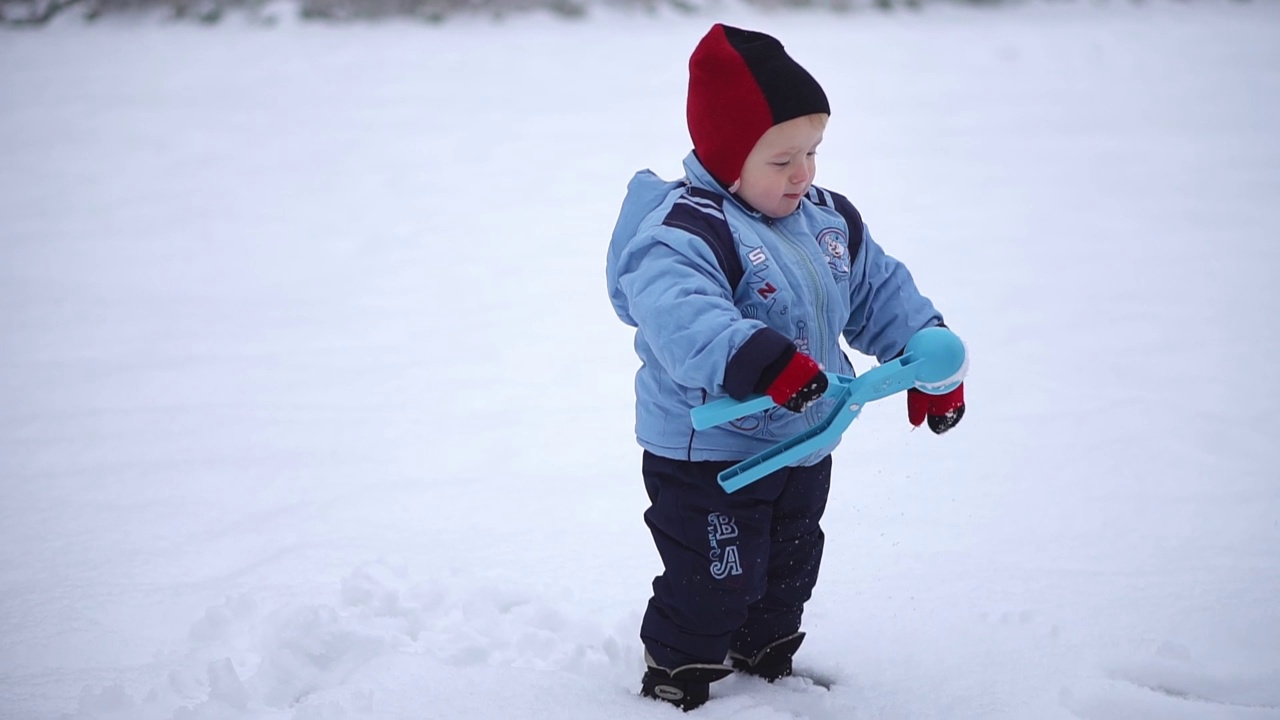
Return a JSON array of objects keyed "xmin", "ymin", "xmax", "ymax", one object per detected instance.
[
  {"xmin": 760, "ymin": 349, "xmax": 828, "ymax": 413},
  {"xmin": 908, "ymin": 383, "xmax": 965, "ymax": 434}
]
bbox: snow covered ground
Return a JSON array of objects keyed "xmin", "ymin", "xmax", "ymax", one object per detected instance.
[{"xmin": 2, "ymin": 2, "xmax": 1279, "ymax": 718}]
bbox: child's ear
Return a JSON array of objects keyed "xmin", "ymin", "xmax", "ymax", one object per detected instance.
[{"xmin": 728, "ymin": 180, "xmax": 741, "ymax": 193}]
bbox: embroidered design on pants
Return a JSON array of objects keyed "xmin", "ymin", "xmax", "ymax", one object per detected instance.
[{"xmin": 707, "ymin": 513, "xmax": 743, "ymax": 579}]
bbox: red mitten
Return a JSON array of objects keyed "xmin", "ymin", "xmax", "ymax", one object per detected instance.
[
  {"xmin": 907, "ymin": 383, "xmax": 965, "ymax": 434},
  {"xmin": 764, "ymin": 351, "xmax": 828, "ymax": 413}
]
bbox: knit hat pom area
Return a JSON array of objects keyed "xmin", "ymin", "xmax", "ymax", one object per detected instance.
[{"xmin": 687, "ymin": 24, "xmax": 831, "ymax": 187}]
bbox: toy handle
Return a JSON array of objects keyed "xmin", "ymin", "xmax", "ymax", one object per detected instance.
[
  {"xmin": 689, "ymin": 374, "xmax": 846, "ymax": 431},
  {"xmin": 690, "ymin": 326, "xmax": 966, "ymax": 431}
]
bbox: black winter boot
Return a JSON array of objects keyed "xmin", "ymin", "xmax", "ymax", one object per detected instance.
[
  {"xmin": 729, "ymin": 631, "xmax": 806, "ymax": 681},
  {"xmin": 640, "ymin": 651, "xmax": 733, "ymax": 711}
]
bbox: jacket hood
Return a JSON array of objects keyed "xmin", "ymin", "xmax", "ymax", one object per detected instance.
[
  {"xmin": 606, "ymin": 153, "xmax": 753, "ymax": 326},
  {"xmin": 605, "ymin": 167, "xmax": 686, "ymax": 326}
]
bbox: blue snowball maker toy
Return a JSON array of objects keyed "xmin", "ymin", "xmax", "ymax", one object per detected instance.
[{"xmin": 690, "ymin": 326, "xmax": 968, "ymax": 493}]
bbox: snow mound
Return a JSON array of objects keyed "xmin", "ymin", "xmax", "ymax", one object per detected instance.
[{"xmin": 66, "ymin": 561, "xmax": 645, "ymax": 719}]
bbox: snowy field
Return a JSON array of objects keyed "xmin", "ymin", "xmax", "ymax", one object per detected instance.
[{"xmin": 2, "ymin": 2, "xmax": 1280, "ymax": 718}]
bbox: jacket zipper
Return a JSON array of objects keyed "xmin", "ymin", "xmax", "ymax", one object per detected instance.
[{"xmin": 769, "ymin": 221, "xmax": 828, "ymax": 371}]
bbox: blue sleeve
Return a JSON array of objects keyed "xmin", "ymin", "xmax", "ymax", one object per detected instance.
[
  {"xmin": 843, "ymin": 223, "xmax": 944, "ymax": 363},
  {"xmin": 614, "ymin": 227, "xmax": 789, "ymax": 398}
]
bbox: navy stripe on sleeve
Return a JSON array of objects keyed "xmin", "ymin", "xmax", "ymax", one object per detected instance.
[
  {"xmin": 661, "ymin": 187, "xmax": 744, "ymax": 290},
  {"xmin": 825, "ymin": 188, "xmax": 865, "ymax": 261}
]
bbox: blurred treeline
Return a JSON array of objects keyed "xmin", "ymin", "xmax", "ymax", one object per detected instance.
[{"xmin": 0, "ymin": 0, "xmax": 1248, "ymax": 25}]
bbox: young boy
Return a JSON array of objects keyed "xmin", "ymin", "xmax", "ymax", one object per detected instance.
[{"xmin": 605, "ymin": 24, "xmax": 966, "ymax": 710}]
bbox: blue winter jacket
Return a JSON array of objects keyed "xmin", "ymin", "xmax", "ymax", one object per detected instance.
[{"xmin": 606, "ymin": 152, "xmax": 943, "ymax": 464}]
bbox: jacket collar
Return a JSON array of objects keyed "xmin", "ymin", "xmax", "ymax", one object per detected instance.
[
  {"xmin": 682, "ymin": 151, "xmax": 768, "ymax": 220},
  {"xmin": 681, "ymin": 150, "xmax": 816, "ymax": 226}
]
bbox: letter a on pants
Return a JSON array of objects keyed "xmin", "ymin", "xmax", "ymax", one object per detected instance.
[{"xmin": 639, "ymin": 450, "xmax": 832, "ymax": 669}]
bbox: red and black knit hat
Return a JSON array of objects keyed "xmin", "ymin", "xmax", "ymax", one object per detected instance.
[{"xmin": 687, "ymin": 24, "xmax": 831, "ymax": 187}]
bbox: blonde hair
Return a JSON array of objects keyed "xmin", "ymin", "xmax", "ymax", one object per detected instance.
[{"xmin": 805, "ymin": 113, "xmax": 830, "ymax": 129}]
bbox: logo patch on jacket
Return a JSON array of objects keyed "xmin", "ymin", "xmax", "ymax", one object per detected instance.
[
  {"xmin": 817, "ymin": 227, "xmax": 850, "ymax": 276},
  {"xmin": 743, "ymin": 244, "xmax": 786, "ymax": 316}
]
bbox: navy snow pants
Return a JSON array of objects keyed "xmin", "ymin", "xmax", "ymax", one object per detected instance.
[{"xmin": 639, "ymin": 450, "xmax": 832, "ymax": 669}]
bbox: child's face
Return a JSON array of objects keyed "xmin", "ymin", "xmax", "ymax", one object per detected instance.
[{"xmin": 732, "ymin": 114, "xmax": 828, "ymax": 219}]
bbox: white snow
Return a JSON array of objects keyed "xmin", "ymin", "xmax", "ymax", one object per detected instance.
[{"xmin": 2, "ymin": 2, "xmax": 1279, "ymax": 719}]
